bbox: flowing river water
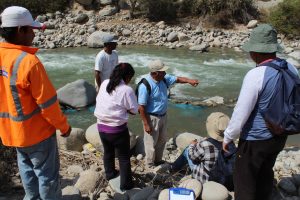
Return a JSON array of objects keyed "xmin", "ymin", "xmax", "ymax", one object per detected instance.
[{"xmin": 37, "ymin": 45, "xmax": 299, "ymax": 145}]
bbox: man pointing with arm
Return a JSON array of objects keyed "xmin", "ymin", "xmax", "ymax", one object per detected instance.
[{"xmin": 137, "ymin": 59, "xmax": 198, "ymax": 168}]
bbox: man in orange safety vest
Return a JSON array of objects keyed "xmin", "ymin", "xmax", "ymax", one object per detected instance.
[{"xmin": 0, "ymin": 6, "xmax": 71, "ymax": 199}]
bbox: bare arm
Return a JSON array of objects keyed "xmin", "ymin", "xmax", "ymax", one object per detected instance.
[
  {"xmin": 95, "ymin": 70, "xmax": 102, "ymax": 89},
  {"xmin": 176, "ymin": 77, "xmax": 199, "ymax": 86},
  {"xmin": 138, "ymin": 105, "xmax": 152, "ymax": 134}
]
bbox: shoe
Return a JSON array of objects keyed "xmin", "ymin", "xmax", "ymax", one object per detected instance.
[
  {"xmin": 155, "ymin": 163, "xmax": 171, "ymax": 173},
  {"xmin": 106, "ymin": 170, "xmax": 119, "ymax": 181},
  {"xmin": 154, "ymin": 160, "xmax": 166, "ymax": 166}
]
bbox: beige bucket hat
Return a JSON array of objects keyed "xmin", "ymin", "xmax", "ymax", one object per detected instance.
[
  {"xmin": 148, "ymin": 59, "xmax": 169, "ymax": 72},
  {"xmin": 206, "ymin": 112, "xmax": 230, "ymax": 142}
]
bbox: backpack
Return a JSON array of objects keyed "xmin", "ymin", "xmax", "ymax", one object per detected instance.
[
  {"xmin": 259, "ymin": 59, "xmax": 300, "ymax": 136},
  {"xmin": 206, "ymin": 138, "xmax": 237, "ymax": 191},
  {"xmin": 135, "ymin": 78, "xmax": 168, "ymax": 98}
]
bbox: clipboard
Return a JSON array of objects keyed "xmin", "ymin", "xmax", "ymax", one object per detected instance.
[{"xmin": 169, "ymin": 188, "xmax": 195, "ymax": 200}]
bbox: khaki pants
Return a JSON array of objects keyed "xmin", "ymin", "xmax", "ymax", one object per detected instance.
[{"xmin": 144, "ymin": 114, "xmax": 168, "ymax": 166}]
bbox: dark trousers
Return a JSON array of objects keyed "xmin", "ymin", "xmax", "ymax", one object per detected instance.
[
  {"xmin": 234, "ymin": 136, "xmax": 287, "ymax": 200},
  {"xmin": 99, "ymin": 128, "xmax": 133, "ymax": 190}
]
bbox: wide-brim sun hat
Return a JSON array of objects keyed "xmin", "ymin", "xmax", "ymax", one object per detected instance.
[
  {"xmin": 0, "ymin": 6, "xmax": 43, "ymax": 29},
  {"xmin": 148, "ymin": 59, "xmax": 169, "ymax": 72},
  {"xmin": 242, "ymin": 24, "xmax": 283, "ymax": 53},
  {"xmin": 206, "ymin": 112, "xmax": 230, "ymax": 142}
]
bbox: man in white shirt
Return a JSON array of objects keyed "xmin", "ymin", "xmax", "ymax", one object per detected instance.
[{"xmin": 94, "ymin": 36, "xmax": 118, "ymax": 92}]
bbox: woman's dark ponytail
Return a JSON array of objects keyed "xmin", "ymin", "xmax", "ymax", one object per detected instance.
[{"xmin": 106, "ymin": 63, "xmax": 135, "ymax": 94}]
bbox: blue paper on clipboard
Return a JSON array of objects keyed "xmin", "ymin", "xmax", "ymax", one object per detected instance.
[{"xmin": 169, "ymin": 188, "xmax": 195, "ymax": 200}]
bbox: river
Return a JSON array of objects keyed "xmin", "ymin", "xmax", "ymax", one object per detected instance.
[{"xmin": 37, "ymin": 45, "xmax": 299, "ymax": 145}]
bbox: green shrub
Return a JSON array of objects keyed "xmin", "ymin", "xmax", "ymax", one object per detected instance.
[
  {"xmin": 267, "ymin": 0, "xmax": 300, "ymax": 36},
  {"xmin": 137, "ymin": 0, "xmax": 177, "ymax": 21},
  {"xmin": 0, "ymin": 0, "xmax": 69, "ymax": 17},
  {"xmin": 179, "ymin": 0, "xmax": 258, "ymax": 24}
]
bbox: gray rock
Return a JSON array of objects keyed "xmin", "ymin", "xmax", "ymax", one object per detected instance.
[
  {"xmin": 57, "ymin": 79, "xmax": 97, "ymax": 108},
  {"xmin": 284, "ymin": 47, "xmax": 294, "ymax": 54},
  {"xmin": 201, "ymin": 181, "xmax": 228, "ymax": 200},
  {"xmin": 36, "ymin": 15, "xmax": 47, "ymax": 23},
  {"xmin": 136, "ymin": 154, "xmax": 143, "ymax": 160},
  {"xmin": 158, "ymin": 189, "xmax": 169, "ymax": 200},
  {"xmin": 98, "ymin": 192, "xmax": 111, "ymax": 200},
  {"xmin": 85, "ymin": 123, "xmax": 103, "ymax": 152},
  {"xmin": 75, "ymin": 169, "xmax": 101, "ymax": 194},
  {"xmin": 108, "ymin": 175, "xmax": 123, "ymax": 193},
  {"xmin": 85, "ymin": 123, "xmax": 137, "ymax": 152},
  {"xmin": 175, "ymin": 132, "xmax": 202, "ymax": 150},
  {"xmin": 178, "ymin": 32, "xmax": 190, "ymax": 42},
  {"xmin": 67, "ymin": 165, "xmax": 84, "ymax": 175},
  {"xmin": 75, "ymin": 0, "xmax": 93, "ymax": 6},
  {"xmin": 189, "ymin": 43, "xmax": 209, "ymax": 52},
  {"xmin": 62, "ymin": 186, "xmax": 81, "ymax": 200},
  {"xmin": 246, "ymin": 20, "xmax": 258, "ymax": 29},
  {"xmin": 56, "ymin": 128, "xmax": 87, "ymax": 151},
  {"xmin": 99, "ymin": 6, "xmax": 118, "ymax": 17},
  {"xmin": 278, "ymin": 177, "xmax": 297, "ymax": 195},
  {"xmin": 131, "ymin": 186, "xmax": 155, "ymax": 200},
  {"xmin": 87, "ymin": 31, "xmax": 116, "ymax": 48},
  {"xmin": 75, "ymin": 14, "xmax": 89, "ymax": 24},
  {"xmin": 167, "ymin": 32, "xmax": 178, "ymax": 42},
  {"xmin": 44, "ymin": 22, "xmax": 55, "ymax": 29},
  {"xmin": 202, "ymin": 96, "xmax": 224, "ymax": 106},
  {"xmin": 100, "ymin": 0, "xmax": 113, "ymax": 5},
  {"xmin": 122, "ymin": 29, "xmax": 132, "ymax": 37},
  {"xmin": 288, "ymin": 51, "xmax": 300, "ymax": 60},
  {"xmin": 179, "ymin": 179, "xmax": 202, "ymax": 198},
  {"xmin": 47, "ymin": 42, "xmax": 56, "ymax": 49}
]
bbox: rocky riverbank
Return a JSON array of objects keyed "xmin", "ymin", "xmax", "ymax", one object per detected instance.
[
  {"xmin": 29, "ymin": 7, "xmax": 300, "ymax": 69},
  {"xmin": 2, "ymin": 131, "xmax": 300, "ymax": 200}
]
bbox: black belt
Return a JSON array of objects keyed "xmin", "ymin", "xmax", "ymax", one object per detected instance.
[{"xmin": 148, "ymin": 112, "xmax": 166, "ymax": 117}]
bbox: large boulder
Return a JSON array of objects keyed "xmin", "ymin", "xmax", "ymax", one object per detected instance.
[
  {"xmin": 201, "ymin": 181, "xmax": 228, "ymax": 200},
  {"xmin": 189, "ymin": 43, "xmax": 209, "ymax": 52},
  {"xmin": 175, "ymin": 132, "xmax": 203, "ymax": 150},
  {"xmin": 57, "ymin": 79, "xmax": 96, "ymax": 108},
  {"xmin": 56, "ymin": 128, "xmax": 87, "ymax": 152},
  {"xmin": 85, "ymin": 123, "xmax": 137, "ymax": 152},
  {"xmin": 75, "ymin": 169, "xmax": 101, "ymax": 194},
  {"xmin": 167, "ymin": 32, "xmax": 178, "ymax": 42},
  {"xmin": 62, "ymin": 186, "xmax": 81, "ymax": 200},
  {"xmin": 179, "ymin": 179, "xmax": 202, "ymax": 198},
  {"xmin": 87, "ymin": 31, "xmax": 116, "ymax": 48}
]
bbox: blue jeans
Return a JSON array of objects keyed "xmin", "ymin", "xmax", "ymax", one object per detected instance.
[
  {"xmin": 172, "ymin": 147, "xmax": 195, "ymax": 171},
  {"xmin": 16, "ymin": 134, "xmax": 61, "ymax": 200}
]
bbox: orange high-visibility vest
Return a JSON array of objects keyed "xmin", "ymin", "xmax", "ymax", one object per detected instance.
[{"xmin": 0, "ymin": 42, "xmax": 70, "ymax": 147}]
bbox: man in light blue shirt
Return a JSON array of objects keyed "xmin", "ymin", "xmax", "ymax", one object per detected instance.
[{"xmin": 137, "ymin": 59, "xmax": 199, "ymax": 167}]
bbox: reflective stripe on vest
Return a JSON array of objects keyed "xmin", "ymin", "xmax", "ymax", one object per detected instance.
[{"xmin": 0, "ymin": 52, "xmax": 58, "ymax": 121}]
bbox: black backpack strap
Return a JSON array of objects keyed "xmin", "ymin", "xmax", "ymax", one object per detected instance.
[
  {"xmin": 136, "ymin": 78, "xmax": 151, "ymax": 96},
  {"xmin": 163, "ymin": 78, "xmax": 169, "ymax": 88}
]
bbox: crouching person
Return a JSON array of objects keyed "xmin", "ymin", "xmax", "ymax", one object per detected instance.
[{"xmin": 161, "ymin": 112, "xmax": 236, "ymax": 190}]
